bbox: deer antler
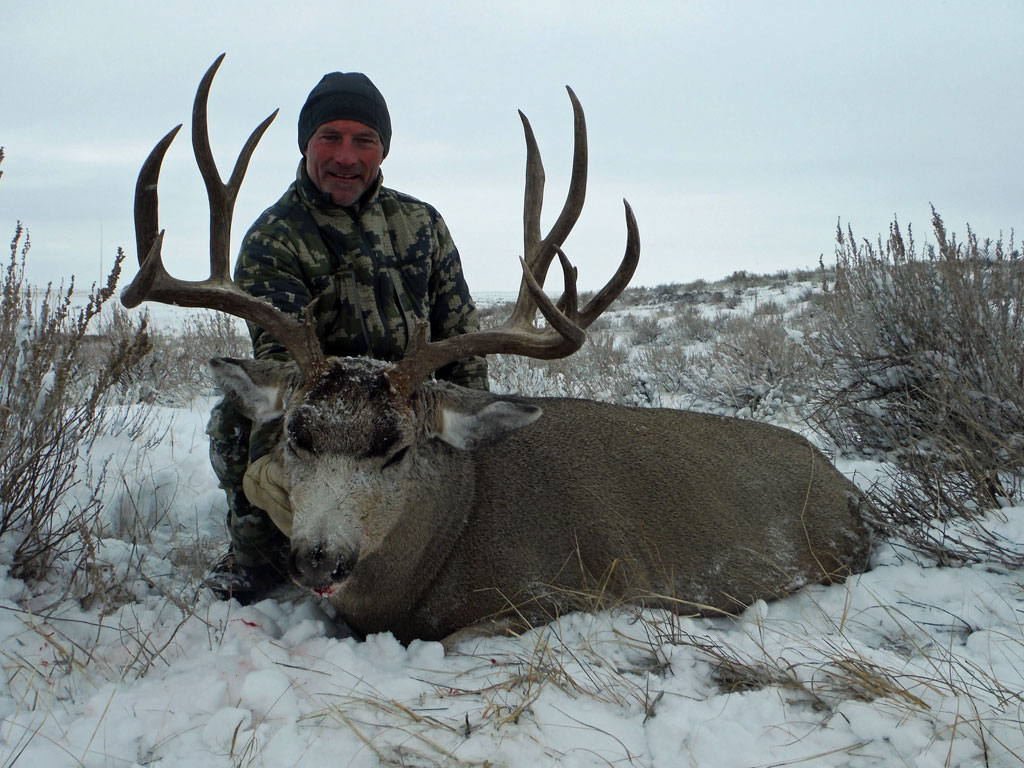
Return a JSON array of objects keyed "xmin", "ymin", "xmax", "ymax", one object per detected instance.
[
  {"xmin": 121, "ymin": 54, "xmax": 326, "ymax": 376},
  {"xmin": 384, "ymin": 87, "xmax": 640, "ymax": 397}
]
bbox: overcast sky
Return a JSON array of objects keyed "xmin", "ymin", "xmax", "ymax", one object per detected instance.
[{"xmin": 3, "ymin": 1, "xmax": 1022, "ymax": 295}]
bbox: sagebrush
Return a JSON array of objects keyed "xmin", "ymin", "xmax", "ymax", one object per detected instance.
[
  {"xmin": 0, "ymin": 219, "xmax": 152, "ymax": 587},
  {"xmin": 810, "ymin": 209, "xmax": 1024, "ymax": 518}
]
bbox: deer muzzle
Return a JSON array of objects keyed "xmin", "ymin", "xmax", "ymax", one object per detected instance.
[{"xmin": 288, "ymin": 541, "xmax": 356, "ymax": 593}]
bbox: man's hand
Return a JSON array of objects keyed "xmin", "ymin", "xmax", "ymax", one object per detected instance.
[{"xmin": 243, "ymin": 455, "xmax": 294, "ymax": 537}]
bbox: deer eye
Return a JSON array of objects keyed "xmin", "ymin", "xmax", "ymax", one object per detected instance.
[
  {"xmin": 381, "ymin": 446, "xmax": 409, "ymax": 470},
  {"xmin": 283, "ymin": 437, "xmax": 312, "ymax": 461}
]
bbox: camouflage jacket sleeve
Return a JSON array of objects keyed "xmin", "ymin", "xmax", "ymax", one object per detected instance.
[
  {"xmin": 426, "ymin": 211, "xmax": 489, "ymax": 389},
  {"xmin": 231, "ymin": 195, "xmax": 312, "ymax": 461},
  {"xmin": 234, "ymin": 214, "xmax": 312, "ymax": 363},
  {"xmin": 230, "ymin": 223, "xmax": 294, "ymax": 460}
]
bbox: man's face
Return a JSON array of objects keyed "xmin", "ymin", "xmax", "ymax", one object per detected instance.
[{"xmin": 304, "ymin": 120, "xmax": 385, "ymax": 207}]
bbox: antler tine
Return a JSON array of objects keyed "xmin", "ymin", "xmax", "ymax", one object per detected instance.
[
  {"xmin": 193, "ymin": 53, "xmax": 279, "ymax": 282},
  {"xmin": 575, "ymin": 200, "xmax": 640, "ymax": 327},
  {"xmin": 538, "ymin": 87, "xmax": 588, "ymax": 265},
  {"xmin": 509, "ymin": 86, "xmax": 587, "ymax": 327},
  {"xmin": 123, "ymin": 124, "xmax": 185, "ymax": 308},
  {"xmin": 385, "ymin": 89, "xmax": 638, "ymax": 399},
  {"xmin": 120, "ymin": 55, "xmax": 325, "ymax": 378},
  {"xmin": 132, "ymin": 123, "xmax": 181, "ymax": 274}
]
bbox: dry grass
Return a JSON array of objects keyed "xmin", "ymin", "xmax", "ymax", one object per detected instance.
[{"xmin": 260, "ymin": 581, "xmax": 1024, "ymax": 767}]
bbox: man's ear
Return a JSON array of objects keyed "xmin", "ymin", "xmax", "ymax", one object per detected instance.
[
  {"xmin": 434, "ymin": 400, "xmax": 542, "ymax": 450},
  {"xmin": 208, "ymin": 357, "xmax": 297, "ymax": 423}
]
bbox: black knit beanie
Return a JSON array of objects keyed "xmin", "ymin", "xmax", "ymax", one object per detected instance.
[{"xmin": 297, "ymin": 72, "xmax": 392, "ymax": 157}]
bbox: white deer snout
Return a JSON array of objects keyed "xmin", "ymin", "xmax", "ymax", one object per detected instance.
[{"xmin": 284, "ymin": 456, "xmax": 393, "ymax": 592}]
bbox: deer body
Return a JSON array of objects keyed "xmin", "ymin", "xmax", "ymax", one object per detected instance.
[
  {"xmin": 125, "ymin": 56, "xmax": 872, "ymax": 648},
  {"xmin": 213, "ymin": 356, "xmax": 872, "ymax": 644}
]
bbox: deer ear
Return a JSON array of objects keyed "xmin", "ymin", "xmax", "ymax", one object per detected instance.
[
  {"xmin": 208, "ymin": 357, "xmax": 295, "ymax": 423},
  {"xmin": 436, "ymin": 400, "xmax": 542, "ymax": 450}
]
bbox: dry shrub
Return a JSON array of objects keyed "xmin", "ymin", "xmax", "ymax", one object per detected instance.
[
  {"xmin": 751, "ymin": 296, "xmax": 785, "ymax": 316},
  {"xmin": 141, "ymin": 310, "xmax": 251, "ymax": 403},
  {"xmin": 810, "ymin": 209, "xmax": 1024, "ymax": 520},
  {"xmin": 0, "ymin": 219, "xmax": 153, "ymax": 587},
  {"xmin": 668, "ymin": 305, "xmax": 715, "ymax": 342},
  {"xmin": 623, "ymin": 312, "xmax": 663, "ymax": 345},
  {"xmin": 488, "ymin": 329, "xmax": 633, "ymax": 403},
  {"xmin": 686, "ymin": 313, "xmax": 815, "ymax": 418},
  {"xmin": 632, "ymin": 343, "xmax": 696, "ymax": 401},
  {"xmin": 867, "ymin": 467, "xmax": 1024, "ymax": 569},
  {"xmin": 476, "ymin": 298, "xmax": 515, "ymax": 329}
]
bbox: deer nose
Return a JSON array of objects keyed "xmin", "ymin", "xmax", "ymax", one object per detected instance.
[{"xmin": 288, "ymin": 542, "xmax": 354, "ymax": 591}]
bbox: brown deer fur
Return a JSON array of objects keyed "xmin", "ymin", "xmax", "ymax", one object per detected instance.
[{"xmin": 211, "ymin": 356, "xmax": 872, "ymax": 645}]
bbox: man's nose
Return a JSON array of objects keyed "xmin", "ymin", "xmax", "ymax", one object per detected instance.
[{"xmin": 331, "ymin": 138, "xmax": 359, "ymax": 165}]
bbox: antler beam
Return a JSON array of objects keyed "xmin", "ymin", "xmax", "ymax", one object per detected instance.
[
  {"xmin": 121, "ymin": 54, "xmax": 326, "ymax": 376},
  {"xmin": 384, "ymin": 87, "xmax": 640, "ymax": 397}
]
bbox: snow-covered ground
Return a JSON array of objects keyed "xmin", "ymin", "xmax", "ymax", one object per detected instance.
[{"xmin": 2, "ymin": 300, "xmax": 1023, "ymax": 767}]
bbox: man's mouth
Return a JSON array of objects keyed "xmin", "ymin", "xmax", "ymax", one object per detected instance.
[{"xmin": 328, "ymin": 169, "xmax": 361, "ymax": 182}]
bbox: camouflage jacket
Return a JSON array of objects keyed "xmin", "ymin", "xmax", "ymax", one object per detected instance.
[{"xmin": 234, "ymin": 162, "xmax": 489, "ymax": 389}]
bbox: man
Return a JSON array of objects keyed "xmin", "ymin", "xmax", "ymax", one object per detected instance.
[{"xmin": 206, "ymin": 72, "xmax": 488, "ymax": 602}]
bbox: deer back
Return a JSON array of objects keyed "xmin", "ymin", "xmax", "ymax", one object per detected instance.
[{"xmin": 358, "ymin": 389, "xmax": 872, "ymax": 641}]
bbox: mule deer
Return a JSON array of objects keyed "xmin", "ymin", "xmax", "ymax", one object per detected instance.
[{"xmin": 123, "ymin": 56, "xmax": 872, "ymax": 645}]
